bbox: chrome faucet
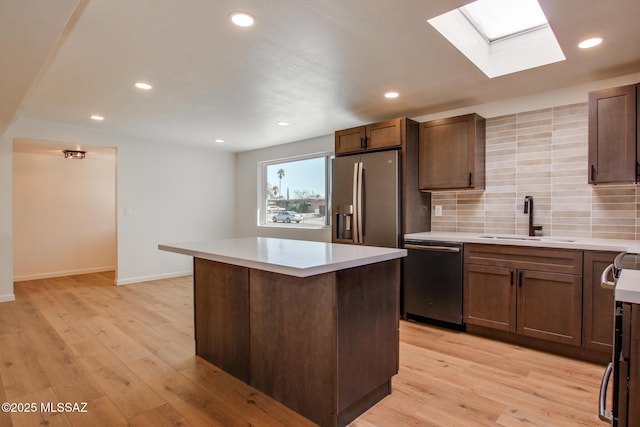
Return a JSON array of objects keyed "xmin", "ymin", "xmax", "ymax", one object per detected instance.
[{"xmin": 523, "ymin": 196, "xmax": 543, "ymax": 237}]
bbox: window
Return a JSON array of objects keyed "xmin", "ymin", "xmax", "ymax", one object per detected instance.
[{"xmin": 260, "ymin": 153, "xmax": 332, "ymax": 228}]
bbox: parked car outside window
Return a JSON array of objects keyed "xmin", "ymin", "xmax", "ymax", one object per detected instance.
[
  {"xmin": 272, "ymin": 211, "xmax": 303, "ymax": 223},
  {"xmin": 267, "ymin": 205, "xmax": 285, "ymax": 214}
]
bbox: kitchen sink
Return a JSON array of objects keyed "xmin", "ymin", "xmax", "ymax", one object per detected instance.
[{"xmin": 479, "ymin": 234, "xmax": 576, "ymax": 243}]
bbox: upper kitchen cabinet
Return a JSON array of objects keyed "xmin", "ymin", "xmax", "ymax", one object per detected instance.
[
  {"xmin": 335, "ymin": 118, "xmax": 403, "ymax": 155},
  {"xmin": 588, "ymin": 84, "xmax": 639, "ymax": 184},
  {"xmin": 333, "ymin": 117, "xmax": 430, "ymax": 235},
  {"xmin": 419, "ymin": 113, "xmax": 485, "ymax": 191}
]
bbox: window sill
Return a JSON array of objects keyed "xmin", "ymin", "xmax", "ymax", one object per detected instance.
[{"xmin": 259, "ymin": 223, "xmax": 330, "ymax": 230}]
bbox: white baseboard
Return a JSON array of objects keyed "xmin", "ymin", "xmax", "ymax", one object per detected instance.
[
  {"xmin": 0, "ymin": 293, "xmax": 16, "ymax": 302},
  {"xmin": 13, "ymin": 266, "xmax": 116, "ymax": 282},
  {"xmin": 116, "ymin": 270, "xmax": 192, "ymax": 286}
]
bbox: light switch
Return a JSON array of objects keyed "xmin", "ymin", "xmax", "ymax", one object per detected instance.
[
  {"xmin": 124, "ymin": 207, "xmax": 132, "ymax": 216},
  {"xmin": 435, "ymin": 205, "xmax": 443, "ymax": 216}
]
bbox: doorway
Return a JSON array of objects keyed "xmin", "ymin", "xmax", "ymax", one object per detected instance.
[{"xmin": 12, "ymin": 139, "xmax": 118, "ymax": 283}]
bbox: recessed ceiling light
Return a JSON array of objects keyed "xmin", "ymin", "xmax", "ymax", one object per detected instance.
[
  {"xmin": 215, "ymin": 139, "xmax": 224, "ymax": 144},
  {"xmin": 90, "ymin": 115, "xmax": 104, "ymax": 121},
  {"xmin": 134, "ymin": 82, "xmax": 153, "ymax": 90},
  {"xmin": 231, "ymin": 12, "xmax": 255, "ymax": 27},
  {"xmin": 277, "ymin": 121, "xmax": 290, "ymax": 126},
  {"xmin": 385, "ymin": 92, "xmax": 399, "ymax": 98},
  {"xmin": 578, "ymin": 37, "xmax": 603, "ymax": 49}
]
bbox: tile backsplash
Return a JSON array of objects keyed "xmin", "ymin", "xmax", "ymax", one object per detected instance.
[{"xmin": 430, "ymin": 102, "xmax": 640, "ymax": 240}]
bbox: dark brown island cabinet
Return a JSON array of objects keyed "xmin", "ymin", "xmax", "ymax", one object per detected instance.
[
  {"xmin": 194, "ymin": 257, "xmax": 401, "ymax": 427},
  {"xmin": 418, "ymin": 113, "xmax": 486, "ymax": 191},
  {"xmin": 588, "ymin": 83, "xmax": 640, "ymax": 184}
]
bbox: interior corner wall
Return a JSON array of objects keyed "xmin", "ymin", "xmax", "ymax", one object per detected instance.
[
  {"xmin": 235, "ymin": 134, "xmax": 333, "ymax": 242},
  {"xmin": 13, "ymin": 151, "xmax": 116, "ymax": 281},
  {"xmin": 5, "ymin": 118, "xmax": 236, "ymax": 289},
  {"xmin": 0, "ymin": 136, "xmax": 15, "ymax": 301},
  {"xmin": 115, "ymin": 138, "xmax": 236, "ymax": 285}
]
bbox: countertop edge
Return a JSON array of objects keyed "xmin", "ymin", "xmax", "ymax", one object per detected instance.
[
  {"xmin": 404, "ymin": 232, "xmax": 639, "ymax": 252},
  {"xmin": 158, "ymin": 242, "xmax": 406, "ymax": 278}
]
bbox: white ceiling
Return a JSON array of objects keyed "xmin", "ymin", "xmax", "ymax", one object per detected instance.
[{"xmin": 2, "ymin": 0, "xmax": 640, "ymax": 153}]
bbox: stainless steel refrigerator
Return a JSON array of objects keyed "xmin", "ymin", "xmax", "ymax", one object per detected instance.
[{"xmin": 331, "ymin": 150, "xmax": 400, "ymax": 248}]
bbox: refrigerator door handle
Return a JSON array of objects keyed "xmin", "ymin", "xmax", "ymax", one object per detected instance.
[
  {"xmin": 357, "ymin": 162, "xmax": 364, "ymax": 244},
  {"xmin": 352, "ymin": 162, "xmax": 359, "ymax": 244}
]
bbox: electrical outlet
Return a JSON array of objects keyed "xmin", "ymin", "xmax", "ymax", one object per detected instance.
[{"xmin": 435, "ymin": 205, "xmax": 443, "ymax": 216}]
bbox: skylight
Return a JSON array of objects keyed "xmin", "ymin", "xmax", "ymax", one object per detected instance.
[
  {"xmin": 428, "ymin": 0, "xmax": 565, "ymax": 78},
  {"xmin": 460, "ymin": 0, "xmax": 548, "ymax": 42}
]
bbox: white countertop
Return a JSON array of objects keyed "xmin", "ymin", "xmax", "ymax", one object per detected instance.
[
  {"xmin": 616, "ymin": 269, "xmax": 640, "ymax": 304},
  {"xmin": 159, "ymin": 237, "xmax": 407, "ymax": 278},
  {"xmin": 404, "ymin": 231, "xmax": 640, "ymax": 252}
]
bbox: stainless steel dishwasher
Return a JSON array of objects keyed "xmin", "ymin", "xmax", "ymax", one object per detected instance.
[{"xmin": 402, "ymin": 239, "xmax": 464, "ymax": 326}]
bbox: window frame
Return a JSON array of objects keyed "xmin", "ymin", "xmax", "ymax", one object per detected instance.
[{"xmin": 258, "ymin": 151, "xmax": 333, "ymax": 229}]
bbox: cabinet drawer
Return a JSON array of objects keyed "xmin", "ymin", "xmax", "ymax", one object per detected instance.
[{"xmin": 464, "ymin": 244, "xmax": 583, "ymax": 275}]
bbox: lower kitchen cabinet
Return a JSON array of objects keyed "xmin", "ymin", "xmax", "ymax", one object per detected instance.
[
  {"xmin": 464, "ymin": 244, "xmax": 583, "ymax": 347},
  {"xmin": 464, "ymin": 264, "xmax": 514, "ymax": 331},
  {"xmin": 583, "ymin": 251, "xmax": 616, "ymax": 353},
  {"xmin": 517, "ymin": 270, "xmax": 582, "ymax": 346}
]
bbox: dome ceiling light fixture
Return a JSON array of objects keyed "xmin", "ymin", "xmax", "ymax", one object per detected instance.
[
  {"xmin": 63, "ymin": 150, "xmax": 86, "ymax": 159},
  {"xmin": 385, "ymin": 92, "xmax": 399, "ymax": 98}
]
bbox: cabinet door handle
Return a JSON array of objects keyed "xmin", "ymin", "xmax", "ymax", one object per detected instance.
[
  {"xmin": 510, "ymin": 270, "xmax": 515, "ymax": 286},
  {"xmin": 360, "ymin": 137, "xmax": 365, "ymax": 149},
  {"xmin": 468, "ymin": 172, "xmax": 473, "ymax": 187},
  {"xmin": 518, "ymin": 271, "xmax": 523, "ymax": 287},
  {"xmin": 591, "ymin": 164, "xmax": 596, "ymax": 181}
]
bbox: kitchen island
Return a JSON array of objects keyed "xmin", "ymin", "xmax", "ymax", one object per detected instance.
[{"xmin": 159, "ymin": 237, "xmax": 406, "ymax": 427}]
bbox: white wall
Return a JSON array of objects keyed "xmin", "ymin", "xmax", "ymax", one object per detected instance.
[
  {"xmin": 116, "ymin": 136, "xmax": 235, "ymax": 284},
  {"xmin": 0, "ymin": 136, "xmax": 14, "ymax": 301},
  {"xmin": 13, "ymin": 150, "xmax": 116, "ymax": 280},
  {"xmin": 3, "ymin": 118, "xmax": 235, "ymax": 293},
  {"xmin": 235, "ymin": 134, "xmax": 333, "ymax": 242}
]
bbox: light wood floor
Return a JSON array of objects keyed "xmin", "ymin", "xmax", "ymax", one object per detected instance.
[{"xmin": 0, "ymin": 272, "xmax": 607, "ymax": 426}]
